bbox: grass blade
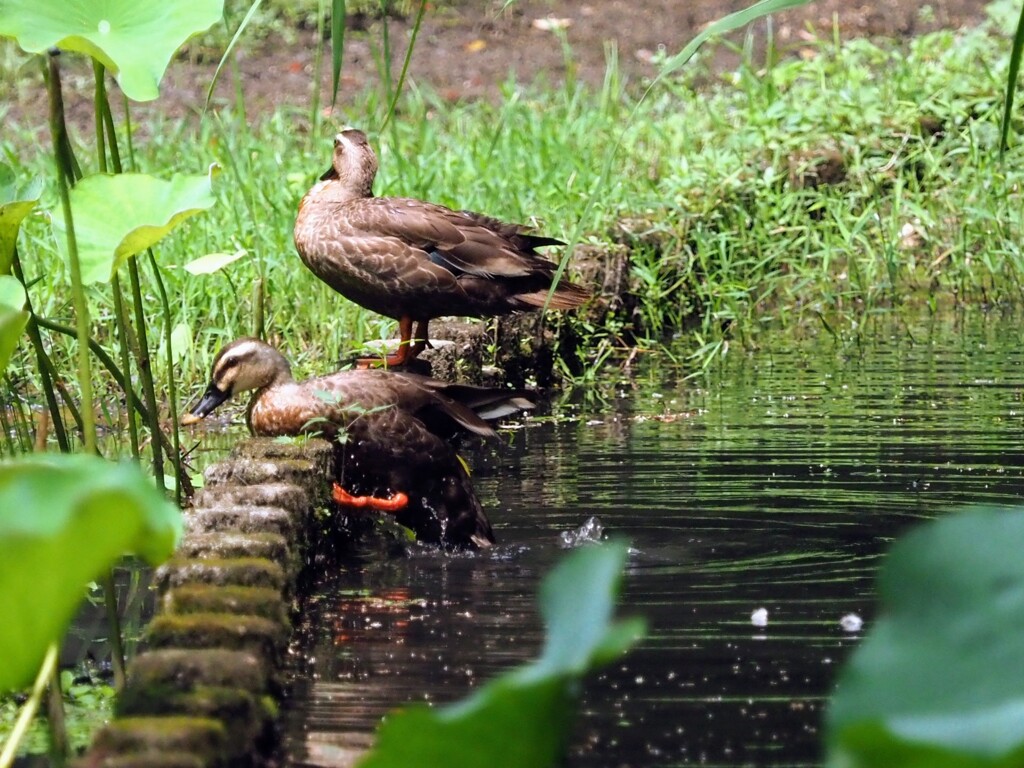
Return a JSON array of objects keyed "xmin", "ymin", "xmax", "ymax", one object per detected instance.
[
  {"xmin": 1000, "ymin": 2, "xmax": 1024, "ymax": 156},
  {"xmin": 204, "ymin": 0, "xmax": 264, "ymax": 115},
  {"xmin": 330, "ymin": 0, "xmax": 347, "ymax": 109},
  {"xmin": 655, "ymin": 0, "xmax": 812, "ymax": 82},
  {"xmin": 381, "ymin": 0, "xmax": 426, "ymax": 131}
]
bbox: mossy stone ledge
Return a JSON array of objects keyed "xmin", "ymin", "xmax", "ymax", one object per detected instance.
[
  {"xmin": 81, "ymin": 437, "xmax": 334, "ymax": 766},
  {"xmin": 126, "ymin": 649, "xmax": 267, "ymax": 695},
  {"xmin": 163, "ymin": 584, "xmax": 290, "ymax": 626},
  {"xmin": 116, "ymin": 686, "xmax": 276, "ymax": 757},
  {"xmin": 155, "ymin": 556, "xmax": 289, "ymax": 594},
  {"xmin": 85, "ymin": 716, "xmax": 228, "ymax": 766},
  {"xmin": 176, "ymin": 532, "xmax": 293, "ymax": 571},
  {"xmin": 192, "ymin": 481, "xmax": 310, "ymax": 516}
]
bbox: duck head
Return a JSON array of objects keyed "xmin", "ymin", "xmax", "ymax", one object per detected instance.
[
  {"xmin": 181, "ymin": 338, "xmax": 292, "ymax": 425},
  {"xmin": 317, "ymin": 129, "xmax": 377, "ymax": 198}
]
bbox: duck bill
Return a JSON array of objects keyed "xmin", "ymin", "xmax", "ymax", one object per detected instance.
[
  {"xmin": 180, "ymin": 383, "xmax": 231, "ymax": 425},
  {"xmin": 318, "ymin": 166, "xmax": 337, "ymax": 181}
]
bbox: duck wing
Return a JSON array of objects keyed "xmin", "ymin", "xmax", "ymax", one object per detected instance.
[
  {"xmin": 341, "ymin": 198, "xmax": 563, "ymax": 280},
  {"xmin": 400, "ymin": 373, "xmax": 536, "ymax": 421},
  {"xmin": 308, "ymin": 369, "xmax": 499, "ymax": 440}
]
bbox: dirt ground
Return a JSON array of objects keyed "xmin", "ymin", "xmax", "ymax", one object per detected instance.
[{"xmin": 169, "ymin": 0, "xmax": 994, "ymax": 116}]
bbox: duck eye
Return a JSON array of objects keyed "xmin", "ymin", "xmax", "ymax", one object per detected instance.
[{"xmin": 334, "ymin": 137, "xmax": 343, "ymax": 150}]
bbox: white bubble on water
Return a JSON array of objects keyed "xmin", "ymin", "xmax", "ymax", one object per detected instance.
[{"xmin": 840, "ymin": 613, "xmax": 864, "ymax": 633}]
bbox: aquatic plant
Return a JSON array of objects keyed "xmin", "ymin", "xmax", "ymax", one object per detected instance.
[
  {"xmin": 0, "ymin": 454, "xmax": 181, "ymax": 765},
  {"xmin": 358, "ymin": 541, "xmax": 645, "ymax": 768},
  {"xmin": 0, "ymin": 166, "xmax": 35, "ymax": 376},
  {"xmin": 0, "ymin": 0, "xmax": 224, "ymax": 485},
  {"xmin": 826, "ymin": 506, "xmax": 1024, "ymax": 767},
  {"xmin": 0, "ymin": 0, "xmax": 221, "ymax": 760}
]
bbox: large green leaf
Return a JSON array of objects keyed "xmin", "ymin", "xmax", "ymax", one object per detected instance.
[
  {"xmin": 0, "ymin": 274, "xmax": 28, "ymax": 372},
  {"xmin": 358, "ymin": 542, "xmax": 645, "ymax": 768},
  {"xmin": 826, "ymin": 507, "xmax": 1024, "ymax": 767},
  {"xmin": 0, "ymin": 163, "xmax": 42, "ymax": 275},
  {"xmin": 52, "ymin": 171, "xmax": 217, "ymax": 284},
  {"xmin": 0, "ymin": 453, "xmax": 182, "ymax": 692},
  {"xmin": 0, "ymin": 0, "xmax": 224, "ymax": 102},
  {"xmin": 532, "ymin": 538, "xmax": 643, "ymax": 676}
]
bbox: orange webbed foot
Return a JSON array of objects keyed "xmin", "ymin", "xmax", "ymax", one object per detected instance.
[
  {"xmin": 332, "ymin": 483, "xmax": 409, "ymax": 513},
  {"xmin": 354, "ymin": 349, "xmax": 410, "ymax": 369}
]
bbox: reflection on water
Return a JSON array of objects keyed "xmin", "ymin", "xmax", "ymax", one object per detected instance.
[{"xmin": 282, "ymin": 311, "xmax": 1024, "ymax": 767}]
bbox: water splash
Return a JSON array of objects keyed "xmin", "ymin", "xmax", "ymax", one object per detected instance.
[{"xmin": 559, "ymin": 516, "xmax": 604, "ymax": 548}]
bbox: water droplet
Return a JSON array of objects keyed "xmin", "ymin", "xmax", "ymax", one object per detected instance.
[
  {"xmin": 97, "ymin": 19, "xmax": 111, "ymax": 35},
  {"xmin": 840, "ymin": 613, "xmax": 864, "ymax": 632}
]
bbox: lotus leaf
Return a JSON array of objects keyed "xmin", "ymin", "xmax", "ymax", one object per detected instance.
[
  {"xmin": 358, "ymin": 542, "xmax": 645, "ymax": 768},
  {"xmin": 0, "ymin": 275, "xmax": 27, "ymax": 372},
  {"xmin": 0, "ymin": 0, "xmax": 224, "ymax": 101},
  {"xmin": 0, "ymin": 163, "xmax": 42, "ymax": 275},
  {"xmin": 826, "ymin": 507, "xmax": 1024, "ymax": 767},
  {"xmin": 0, "ymin": 454, "xmax": 182, "ymax": 692},
  {"xmin": 51, "ymin": 171, "xmax": 217, "ymax": 284}
]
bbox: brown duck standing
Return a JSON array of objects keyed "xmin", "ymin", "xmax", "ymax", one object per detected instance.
[
  {"xmin": 181, "ymin": 337, "xmax": 534, "ymax": 549},
  {"xmin": 294, "ymin": 129, "xmax": 590, "ymax": 367}
]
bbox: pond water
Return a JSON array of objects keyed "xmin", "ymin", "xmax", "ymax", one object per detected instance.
[{"xmin": 280, "ymin": 310, "xmax": 1024, "ymax": 768}]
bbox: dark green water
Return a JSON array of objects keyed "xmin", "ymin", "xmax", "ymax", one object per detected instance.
[{"xmin": 282, "ymin": 311, "xmax": 1024, "ymax": 767}]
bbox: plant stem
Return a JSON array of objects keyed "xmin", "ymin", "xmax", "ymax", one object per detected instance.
[
  {"xmin": 380, "ymin": 0, "xmax": 426, "ymax": 133},
  {"xmin": 94, "ymin": 62, "xmax": 147, "ymax": 466},
  {"xmin": 379, "ymin": 0, "xmax": 393, "ymax": 108},
  {"xmin": 0, "ymin": 643, "xmax": 59, "ymax": 768},
  {"xmin": 102, "ymin": 90, "xmax": 124, "ymax": 173},
  {"xmin": 122, "ymin": 91, "xmax": 136, "ymax": 171},
  {"xmin": 93, "ymin": 59, "xmax": 108, "ymax": 174},
  {"xmin": 146, "ymin": 249, "xmax": 184, "ymax": 502},
  {"xmin": 45, "ymin": 661, "xmax": 68, "ymax": 767},
  {"xmin": 126, "ymin": 256, "xmax": 165, "ymax": 484},
  {"xmin": 46, "ymin": 50, "xmax": 96, "ymax": 455},
  {"xmin": 12, "ymin": 250, "xmax": 71, "ymax": 452},
  {"xmin": 254, "ymin": 275, "xmax": 265, "ymax": 339},
  {"xmin": 0, "ymin": 376, "xmax": 28, "ymax": 454},
  {"xmin": 32, "ymin": 315, "xmax": 188, "ymax": 489},
  {"xmin": 312, "ymin": 0, "xmax": 325, "ymax": 131},
  {"xmin": 110, "ymin": 274, "xmax": 141, "ymax": 460},
  {"xmin": 101, "ymin": 570, "xmax": 127, "ymax": 691}
]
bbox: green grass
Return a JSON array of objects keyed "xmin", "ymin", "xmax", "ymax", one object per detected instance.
[
  {"xmin": 0, "ymin": 672, "xmax": 114, "ymax": 757},
  {"xmin": 2, "ymin": 12, "xmax": 1024, "ymax": 414}
]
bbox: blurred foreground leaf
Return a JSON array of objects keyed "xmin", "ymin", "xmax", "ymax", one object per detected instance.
[
  {"xmin": 0, "ymin": 454, "xmax": 182, "ymax": 692},
  {"xmin": 52, "ymin": 171, "xmax": 217, "ymax": 284},
  {"xmin": 358, "ymin": 542, "xmax": 645, "ymax": 768},
  {"xmin": 0, "ymin": 0, "xmax": 223, "ymax": 101},
  {"xmin": 826, "ymin": 506, "xmax": 1024, "ymax": 767},
  {"xmin": 0, "ymin": 275, "xmax": 28, "ymax": 372},
  {"xmin": 0, "ymin": 163, "xmax": 42, "ymax": 275}
]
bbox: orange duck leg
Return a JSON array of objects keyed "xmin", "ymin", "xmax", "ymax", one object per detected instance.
[
  {"xmin": 332, "ymin": 482, "xmax": 409, "ymax": 513},
  {"xmin": 356, "ymin": 316, "xmax": 430, "ymax": 369}
]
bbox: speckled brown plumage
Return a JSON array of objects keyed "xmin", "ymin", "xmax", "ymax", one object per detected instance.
[
  {"xmin": 294, "ymin": 129, "xmax": 590, "ymax": 366},
  {"xmin": 182, "ymin": 338, "xmax": 534, "ymax": 548}
]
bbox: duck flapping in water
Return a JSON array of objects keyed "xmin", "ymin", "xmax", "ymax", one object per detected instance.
[
  {"xmin": 294, "ymin": 129, "xmax": 590, "ymax": 368},
  {"xmin": 181, "ymin": 337, "xmax": 534, "ymax": 549}
]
